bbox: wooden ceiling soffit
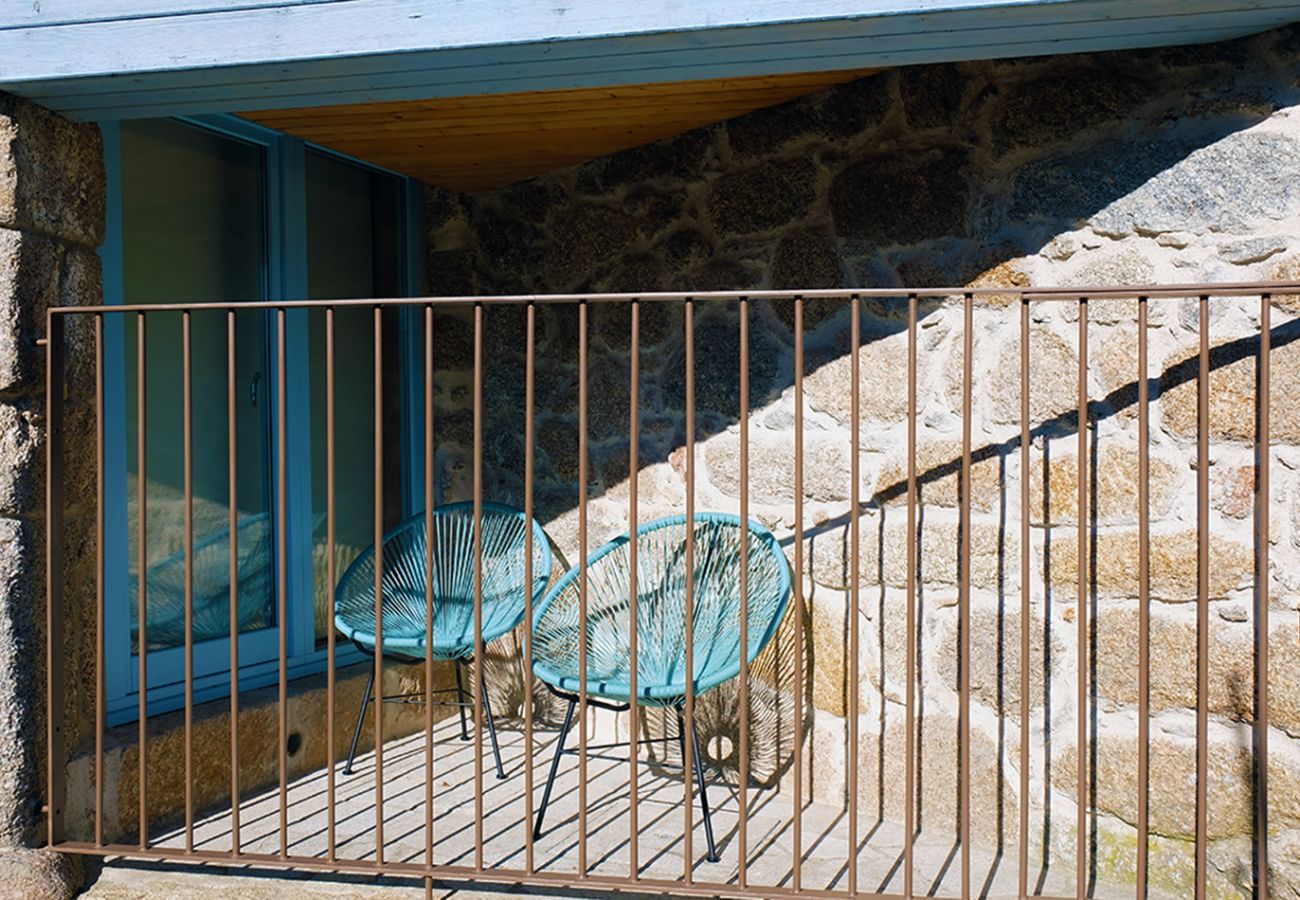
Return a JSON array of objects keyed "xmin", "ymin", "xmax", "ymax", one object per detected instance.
[{"xmin": 243, "ymin": 69, "xmax": 875, "ymax": 193}]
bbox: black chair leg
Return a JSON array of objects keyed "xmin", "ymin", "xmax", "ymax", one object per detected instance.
[
  {"xmin": 480, "ymin": 668, "xmax": 507, "ymax": 780},
  {"xmin": 454, "ymin": 660, "xmax": 471, "ymax": 741},
  {"xmin": 678, "ymin": 710, "xmax": 720, "ymax": 863},
  {"xmin": 533, "ymin": 698, "xmax": 576, "ymax": 840},
  {"xmin": 342, "ymin": 665, "xmax": 376, "ymax": 776}
]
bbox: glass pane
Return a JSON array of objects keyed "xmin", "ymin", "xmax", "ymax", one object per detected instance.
[
  {"xmin": 305, "ymin": 150, "xmax": 405, "ymax": 645},
  {"xmin": 120, "ymin": 119, "xmax": 274, "ymax": 655}
]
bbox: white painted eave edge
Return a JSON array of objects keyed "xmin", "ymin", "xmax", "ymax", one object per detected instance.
[
  {"xmin": 0, "ymin": 0, "xmax": 1061, "ymax": 75},
  {"xmin": 2, "ymin": 0, "xmax": 1299, "ymax": 120}
]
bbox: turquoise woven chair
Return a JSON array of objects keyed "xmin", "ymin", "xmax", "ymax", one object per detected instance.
[
  {"xmin": 531, "ymin": 512, "xmax": 792, "ymax": 862},
  {"xmin": 334, "ymin": 501, "xmax": 551, "ymax": 778}
]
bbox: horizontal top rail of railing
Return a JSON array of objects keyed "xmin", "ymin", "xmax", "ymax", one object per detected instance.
[{"xmin": 46, "ymin": 279, "xmax": 1300, "ymax": 316}]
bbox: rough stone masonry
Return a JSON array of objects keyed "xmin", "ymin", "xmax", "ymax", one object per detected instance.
[
  {"xmin": 0, "ymin": 93, "xmax": 104, "ymax": 898},
  {"xmin": 419, "ymin": 25, "xmax": 1300, "ymax": 898}
]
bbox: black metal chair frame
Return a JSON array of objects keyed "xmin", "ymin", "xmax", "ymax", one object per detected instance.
[
  {"xmin": 533, "ymin": 684, "xmax": 719, "ymax": 863},
  {"xmin": 341, "ymin": 643, "xmax": 507, "ymax": 780}
]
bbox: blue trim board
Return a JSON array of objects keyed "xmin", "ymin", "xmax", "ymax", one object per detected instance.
[
  {"xmin": 2, "ymin": 1, "xmax": 1298, "ymax": 120},
  {"xmin": 63, "ymin": 17, "xmax": 1287, "ymax": 120},
  {"xmin": 98, "ymin": 120, "xmax": 133, "ymax": 711},
  {"xmin": 400, "ymin": 179, "xmax": 425, "ymax": 519}
]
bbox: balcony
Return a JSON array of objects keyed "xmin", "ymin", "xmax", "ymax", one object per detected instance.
[{"xmin": 44, "ymin": 282, "xmax": 1293, "ymax": 899}]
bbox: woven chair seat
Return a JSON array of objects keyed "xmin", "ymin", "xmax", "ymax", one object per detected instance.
[
  {"xmin": 532, "ymin": 513, "xmax": 792, "ymax": 707},
  {"xmin": 334, "ymin": 501, "xmax": 551, "ymax": 661}
]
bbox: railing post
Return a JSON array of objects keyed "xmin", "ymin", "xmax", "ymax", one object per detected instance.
[
  {"xmin": 1196, "ymin": 294, "xmax": 1210, "ymax": 900},
  {"xmin": 45, "ymin": 311, "xmax": 66, "ymax": 847},
  {"xmin": 1255, "ymin": 293, "xmax": 1271, "ymax": 900},
  {"xmin": 1076, "ymin": 295, "xmax": 1090, "ymax": 900},
  {"xmin": 960, "ymin": 292, "xmax": 974, "ymax": 898},
  {"xmin": 1137, "ymin": 296, "xmax": 1151, "ymax": 898}
]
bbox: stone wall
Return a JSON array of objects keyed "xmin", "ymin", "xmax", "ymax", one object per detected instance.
[
  {"xmin": 422, "ymin": 26, "xmax": 1300, "ymax": 897},
  {"xmin": 0, "ymin": 92, "xmax": 104, "ymax": 897}
]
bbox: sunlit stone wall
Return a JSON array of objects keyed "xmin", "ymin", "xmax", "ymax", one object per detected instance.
[{"xmin": 424, "ymin": 24, "xmax": 1300, "ymax": 896}]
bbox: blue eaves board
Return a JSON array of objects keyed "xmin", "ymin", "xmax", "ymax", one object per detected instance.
[{"xmin": 1, "ymin": 0, "xmax": 1299, "ymax": 120}]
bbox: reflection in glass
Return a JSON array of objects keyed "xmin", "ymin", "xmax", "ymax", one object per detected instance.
[
  {"xmin": 129, "ymin": 513, "xmax": 274, "ymax": 648},
  {"xmin": 305, "ymin": 150, "xmax": 405, "ymax": 646},
  {"xmin": 121, "ymin": 119, "xmax": 275, "ymax": 654}
]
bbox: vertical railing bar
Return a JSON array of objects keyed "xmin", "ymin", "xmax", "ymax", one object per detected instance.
[
  {"xmin": 95, "ymin": 313, "xmax": 105, "ymax": 850},
  {"xmin": 45, "ymin": 312, "xmax": 66, "ymax": 847},
  {"xmin": 524, "ymin": 301, "xmax": 537, "ymax": 875},
  {"xmin": 848, "ymin": 294, "xmax": 861, "ymax": 897},
  {"xmin": 1018, "ymin": 296, "xmax": 1030, "ymax": 900},
  {"xmin": 373, "ymin": 306, "xmax": 387, "ymax": 865},
  {"xmin": 182, "ymin": 309, "xmax": 195, "ymax": 853},
  {"xmin": 472, "ymin": 302, "xmax": 485, "ymax": 872},
  {"xmin": 1137, "ymin": 296, "xmax": 1150, "ymax": 899},
  {"xmin": 1255, "ymin": 293, "xmax": 1270, "ymax": 900},
  {"xmin": 577, "ymin": 298, "xmax": 589, "ymax": 878},
  {"xmin": 960, "ymin": 292, "xmax": 973, "ymax": 899},
  {"xmin": 683, "ymin": 295, "xmax": 696, "ymax": 882},
  {"xmin": 424, "ymin": 304, "xmax": 435, "ymax": 875},
  {"xmin": 136, "ymin": 310, "xmax": 148, "ymax": 851},
  {"xmin": 628, "ymin": 298, "xmax": 640, "ymax": 881},
  {"xmin": 227, "ymin": 310, "xmax": 240, "ymax": 856},
  {"xmin": 326, "ymin": 308, "xmax": 337, "ymax": 863},
  {"xmin": 905, "ymin": 293, "xmax": 918, "ymax": 900},
  {"xmin": 1076, "ymin": 297, "xmax": 1089, "ymax": 900},
  {"xmin": 371, "ymin": 308, "xmax": 400, "ymax": 865},
  {"xmin": 277, "ymin": 308, "xmax": 289, "ymax": 859},
  {"xmin": 1195, "ymin": 295, "xmax": 1210, "ymax": 900},
  {"xmin": 738, "ymin": 296, "xmax": 750, "ymax": 890},
  {"xmin": 792, "ymin": 294, "xmax": 804, "ymax": 892}
]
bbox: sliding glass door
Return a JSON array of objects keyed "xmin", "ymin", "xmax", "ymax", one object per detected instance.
[
  {"xmin": 103, "ymin": 115, "xmax": 420, "ymax": 721},
  {"xmin": 120, "ymin": 117, "xmax": 279, "ymax": 693}
]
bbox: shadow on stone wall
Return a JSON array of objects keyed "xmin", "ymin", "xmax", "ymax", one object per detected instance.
[
  {"xmin": 419, "ymin": 300, "xmax": 1299, "ymax": 892},
  {"xmin": 804, "ymin": 306, "xmax": 1300, "ymax": 895},
  {"xmin": 413, "ymin": 24, "xmax": 1300, "ymax": 896},
  {"xmin": 421, "ymin": 23, "xmax": 1300, "ymax": 529}
]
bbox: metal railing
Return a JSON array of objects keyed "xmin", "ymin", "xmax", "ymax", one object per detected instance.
[{"xmin": 43, "ymin": 281, "xmax": 1296, "ymax": 899}]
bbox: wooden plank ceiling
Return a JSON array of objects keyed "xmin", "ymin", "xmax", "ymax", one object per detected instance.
[{"xmin": 243, "ymin": 70, "xmax": 873, "ymax": 193}]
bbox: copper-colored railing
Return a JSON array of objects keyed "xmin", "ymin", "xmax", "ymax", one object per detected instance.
[{"xmin": 43, "ymin": 282, "xmax": 1295, "ymax": 899}]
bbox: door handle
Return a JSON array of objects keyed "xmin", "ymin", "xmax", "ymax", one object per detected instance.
[{"xmin": 250, "ymin": 371, "xmax": 260, "ymax": 407}]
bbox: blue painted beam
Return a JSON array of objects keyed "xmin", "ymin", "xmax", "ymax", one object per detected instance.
[
  {"xmin": 2, "ymin": 0, "xmax": 1298, "ymax": 121},
  {"xmin": 27, "ymin": 9, "xmax": 1291, "ymax": 115}
]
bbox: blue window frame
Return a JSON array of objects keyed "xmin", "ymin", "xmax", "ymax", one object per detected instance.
[{"xmin": 99, "ymin": 114, "xmax": 425, "ymax": 724}]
